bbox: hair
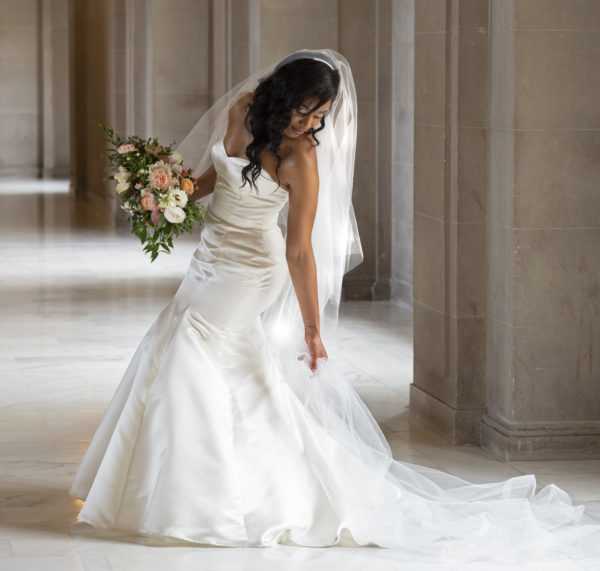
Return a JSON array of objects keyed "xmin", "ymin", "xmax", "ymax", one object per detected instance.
[{"xmin": 241, "ymin": 58, "xmax": 340, "ymax": 189}]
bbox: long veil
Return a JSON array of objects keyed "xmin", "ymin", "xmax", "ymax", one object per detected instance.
[
  {"xmin": 175, "ymin": 49, "xmax": 600, "ymax": 564},
  {"xmin": 177, "ymin": 49, "xmax": 362, "ymax": 337}
]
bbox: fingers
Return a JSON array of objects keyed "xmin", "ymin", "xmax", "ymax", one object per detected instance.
[
  {"xmin": 309, "ymin": 350, "xmax": 328, "ymax": 372},
  {"xmin": 310, "ymin": 350, "xmax": 318, "ymax": 372}
]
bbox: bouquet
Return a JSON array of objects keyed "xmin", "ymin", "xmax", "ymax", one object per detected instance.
[{"xmin": 98, "ymin": 124, "xmax": 206, "ymax": 261}]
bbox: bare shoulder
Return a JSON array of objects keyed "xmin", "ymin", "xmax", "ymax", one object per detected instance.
[
  {"xmin": 228, "ymin": 91, "xmax": 254, "ymax": 120},
  {"xmin": 225, "ymin": 92, "xmax": 254, "ymax": 150},
  {"xmin": 281, "ymin": 136, "xmax": 319, "ymax": 192}
]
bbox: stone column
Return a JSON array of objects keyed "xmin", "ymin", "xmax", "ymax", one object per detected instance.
[
  {"xmin": 0, "ymin": 0, "xmax": 69, "ymax": 178},
  {"xmin": 481, "ymin": 0, "xmax": 600, "ymax": 460},
  {"xmin": 40, "ymin": 0, "xmax": 70, "ymax": 178},
  {"xmin": 69, "ymin": 0, "xmax": 112, "ymax": 226},
  {"xmin": 339, "ymin": 0, "xmax": 392, "ymax": 301},
  {"xmin": 151, "ymin": 0, "xmax": 210, "ymax": 144},
  {"xmin": 410, "ymin": 0, "xmax": 489, "ymax": 445},
  {"xmin": 391, "ymin": 0, "xmax": 414, "ymax": 309}
]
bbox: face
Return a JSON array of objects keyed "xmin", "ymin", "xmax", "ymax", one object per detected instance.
[{"xmin": 284, "ymin": 97, "xmax": 332, "ymax": 138}]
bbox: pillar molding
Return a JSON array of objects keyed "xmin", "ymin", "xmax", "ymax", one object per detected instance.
[
  {"xmin": 341, "ymin": 0, "xmax": 393, "ymax": 302},
  {"xmin": 412, "ymin": 0, "xmax": 600, "ymax": 459},
  {"xmin": 410, "ymin": 0, "xmax": 489, "ymax": 445},
  {"xmin": 479, "ymin": 0, "xmax": 600, "ymax": 461}
]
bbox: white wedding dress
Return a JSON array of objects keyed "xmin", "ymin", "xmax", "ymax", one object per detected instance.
[{"xmin": 69, "ymin": 137, "xmax": 600, "ymax": 565}]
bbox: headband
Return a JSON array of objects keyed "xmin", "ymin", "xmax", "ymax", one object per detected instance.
[{"xmin": 274, "ymin": 49, "xmax": 338, "ymax": 72}]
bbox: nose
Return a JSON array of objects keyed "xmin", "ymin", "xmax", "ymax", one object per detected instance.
[
  {"xmin": 298, "ymin": 115, "xmax": 311, "ymax": 129},
  {"xmin": 296, "ymin": 114, "xmax": 322, "ymax": 132}
]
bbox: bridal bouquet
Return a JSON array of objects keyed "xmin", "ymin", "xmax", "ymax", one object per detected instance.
[{"xmin": 99, "ymin": 124, "xmax": 206, "ymax": 261}]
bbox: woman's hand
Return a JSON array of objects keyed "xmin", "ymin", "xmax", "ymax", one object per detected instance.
[
  {"xmin": 304, "ymin": 325, "xmax": 328, "ymax": 372},
  {"xmin": 188, "ymin": 164, "xmax": 217, "ymax": 201}
]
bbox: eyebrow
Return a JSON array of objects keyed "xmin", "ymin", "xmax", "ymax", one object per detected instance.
[{"xmin": 298, "ymin": 104, "xmax": 327, "ymax": 113}]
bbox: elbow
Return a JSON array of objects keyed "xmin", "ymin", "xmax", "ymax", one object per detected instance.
[{"xmin": 285, "ymin": 247, "xmax": 312, "ymax": 266}]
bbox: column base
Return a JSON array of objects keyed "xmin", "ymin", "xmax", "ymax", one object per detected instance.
[
  {"xmin": 480, "ymin": 415, "xmax": 600, "ymax": 461},
  {"xmin": 409, "ymin": 384, "xmax": 483, "ymax": 446},
  {"xmin": 342, "ymin": 278, "xmax": 390, "ymax": 301}
]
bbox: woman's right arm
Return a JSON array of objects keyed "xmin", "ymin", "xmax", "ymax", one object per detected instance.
[
  {"xmin": 284, "ymin": 147, "xmax": 327, "ymax": 372},
  {"xmin": 190, "ymin": 164, "xmax": 217, "ymax": 201}
]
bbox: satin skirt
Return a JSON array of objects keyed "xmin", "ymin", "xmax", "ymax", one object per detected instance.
[{"xmin": 69, "ymin": 213, "xmax": 600, "ymax": 563}]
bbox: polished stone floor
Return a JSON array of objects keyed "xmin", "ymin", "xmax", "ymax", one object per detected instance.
[{"xmin": 1, "ymin": 189, "xmax": 600, "ymax": 570}]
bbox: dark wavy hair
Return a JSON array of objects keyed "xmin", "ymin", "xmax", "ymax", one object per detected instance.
[{"xmin": 241, "ymin": 58, "xmax": 340, "ymax": 189}]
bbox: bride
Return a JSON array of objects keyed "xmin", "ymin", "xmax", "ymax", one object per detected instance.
[{"xmin": 69, "ymin": 49, "xmax": 600, "ymax": 564}]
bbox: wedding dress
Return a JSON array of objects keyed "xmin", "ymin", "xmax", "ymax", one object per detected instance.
[{"xmin": 69, "ymin": 50, "xmax": 600, "ymax": 565}]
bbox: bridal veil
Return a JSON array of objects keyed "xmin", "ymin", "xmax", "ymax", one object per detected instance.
[{"xmin": 174, "ymin": 48, "xmax": 600, "ymax": 565}]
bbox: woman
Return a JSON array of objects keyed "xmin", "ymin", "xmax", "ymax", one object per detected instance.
[{"xmin": 69, "ymin": 49, "xmax": 600, "ymax": 564}]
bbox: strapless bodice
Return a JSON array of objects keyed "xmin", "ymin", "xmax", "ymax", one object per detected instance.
[{"xmin": 207, "ymin": 139, "xmax": 289, "ymax": 230}]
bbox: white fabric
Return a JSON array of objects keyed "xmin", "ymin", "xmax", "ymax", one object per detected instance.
[
  {"xmin": 69, "ymin": 50, "xmax": 600, "ymax": 565},
  {"xmin": 176, "ymin": 48, "xmax": 362, "ymax": 336}
]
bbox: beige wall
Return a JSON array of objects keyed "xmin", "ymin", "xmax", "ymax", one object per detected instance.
[
  {"xmin": 0, "ymin": 0, "xmax": 69, "ymax": 177},
  {"xmin": 151, "ymin": 0, "xmax": 211, "ymax": 145},
  {"xmin": 391, "ymin": 0, "xmax": 414, "ymax": 308},
  {"xmin": 69, "ymin": 0, "xmax": 111, "ymax": 224},
  {"xmin": 411, "ymin": 0, "xmax": 600, "ymax": 460},
  {"xmin": 482, "ymin": 0, "xmax": 600, "ymax": 460},
  {"xmin": 259, "ymin": 0, "xmax": 338, "ymax": 66},
  {"xmin": 410, "ymin": 0, "xmax": 490, "ymax": 446},
  {"xmin": 3, "ymin": 0, "xmax": 414, "ymax": 303},
  {"xmin": 0, "ymin": 0, "xmax": 38, "ymax": 175}
]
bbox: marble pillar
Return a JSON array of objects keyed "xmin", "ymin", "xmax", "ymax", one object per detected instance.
[
  {"xmin": 410, "ymin": 0, "xmax": 489, "ymax": 445},
  {"xmin": 0, "ymin": 0, "xmax": 69, "ymax": 177},
  {"xmin": 391, "ymin": 0, "xmax": 414, "ymax": 309},
  {"xmin": 411, "ymin": 0, "xmax": 600, "ymax": 459},
  {"xmin": 151, "ymin": 0, "xmax": 211, "ymax": 145},
  {"xmin": 69, "ymin": 0, "xmax": 113, "ymax": 227},
  {"xmin": 481, "ymin": 0, "xmax": 600, "ymax": 460},
  {"xmin": 339, "ymin": 0, "xmax": 392, "ymax": 301}
]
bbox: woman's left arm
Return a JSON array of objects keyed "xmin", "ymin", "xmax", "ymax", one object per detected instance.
[
  {"xmin": 284, "ymin": 148, "xmax": 327, "ymax": 372},
  {"xmin": 190, "ymin": 163, "xmax": 217, "ymax": 201}
]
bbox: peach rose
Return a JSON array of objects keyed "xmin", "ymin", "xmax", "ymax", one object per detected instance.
[
  {"xmin": 148, "ymin": 161, "xmax": 174, "ymax": 191},
  {"xmin": 180, "ymin": 178, "xmax": 194, "ymax": 195},
  {"xmin": 117, "ymin": 143, "xmax": 136, "ymax": 154},
  {"xmin": 140, "ymin": 195, "xmax": 156, "ymax": 211}
]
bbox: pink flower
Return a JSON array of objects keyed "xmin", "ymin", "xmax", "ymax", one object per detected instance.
[
  {"xmin": 151, "ymin": 207, "xmax": 161, "ymax": 225},
  {"xmin": 140, "ymin": 195, "xmax": 156, "ymax": 211},
  {"xmin": 117, "ymin": 143, "xmax": 136, "ymax": 154},
  {"xmin": 148, "ymin": 162, "xmax": 174, "ymax": 191}
]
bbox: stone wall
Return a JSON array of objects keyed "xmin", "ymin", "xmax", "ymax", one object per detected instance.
[
  {"xmin": 482, "ymin": 0, "xmax": 600, "ymax": 460},
  {"xmin": 411, "ymin": 0, "xmax": 600, "ymax": 460},
  {"xmin": 0, "ymin": 0, "xmax": 69, "ymax": 177},
  {"xmin": 3, "ymin": 0, "xmax": 415, "ymax": 306}
]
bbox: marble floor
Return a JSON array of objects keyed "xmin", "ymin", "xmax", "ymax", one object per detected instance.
[{"xmin": 1, "ymin": 190, "xmax": 600, "ymax": 570}]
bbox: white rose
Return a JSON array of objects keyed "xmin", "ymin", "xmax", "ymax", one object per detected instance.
[
  {"xmin": 121, "ymin": 200, "xmax": 134, "ymax": 213},
  {"xmin": 114, "ymin": 167, "xmax": 129, "ymax": 185},
  {"xmin": 169, "ymin": 151, "xmax": 183, "ymax": 164},
  {"xmin": 158, "ymin": 192, "xmax": 176, "ymax": 209},
  {"xmin": 171, "ymin": 163, "xmax": 183, "ymax": 174},
  {"xmin": 169, "ymin": 188, "xmax": 188, "ymax": 207},
  {"xmin": 164, "ymin": 205, "xmax": 186, "ymax": 224},
  {"xmin": 116, "ymin": 182, "xmax": 130, "ymax": 194}
]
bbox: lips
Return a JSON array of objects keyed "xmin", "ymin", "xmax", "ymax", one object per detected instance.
[{"xmin": 293, "ymin": 127, "xmax": 304, "ymax": 134}]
